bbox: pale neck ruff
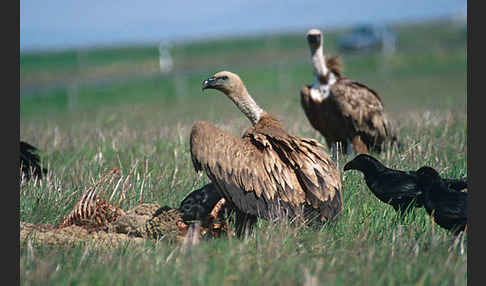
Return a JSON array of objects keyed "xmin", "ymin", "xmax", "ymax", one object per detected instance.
[{"xmin": 310, "ymin": 72, "xmax": 336, "ymax": 101}]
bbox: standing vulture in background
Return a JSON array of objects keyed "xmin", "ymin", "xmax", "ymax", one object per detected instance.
[
  {"xmin": 20, "ymin": 141, "xmax": 47, "ymax": 180},
  {"xmin": 190, "ymin": 71, "xmax": 343, "ymax": 236},
  {"xmin": 300, "ymin": 29, "xmax": 398, "ymax": 155}
]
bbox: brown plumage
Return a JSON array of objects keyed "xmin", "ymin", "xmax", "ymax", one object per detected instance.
[
  {"xmin": 190, "ymin": 71, "xmax": 343, "ymax": 235},
  {"xmin": 300, "ymin": 29, "xmax": 397, "ymax": 155}
]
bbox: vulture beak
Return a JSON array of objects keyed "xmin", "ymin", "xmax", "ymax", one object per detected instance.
[{"xmin": 202, "ymin": 77, "xmax": 216, "ymax": 90}]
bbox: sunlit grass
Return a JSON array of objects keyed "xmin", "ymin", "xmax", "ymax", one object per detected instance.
[{"xmin": 20, "ymin": 19, "xmax": 467, "ymax": 285}]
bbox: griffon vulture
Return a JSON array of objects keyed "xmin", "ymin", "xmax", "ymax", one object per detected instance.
[
  {"xmin": 190, "ymin": 71, "xmax": 343, "ymax": 235},
  {"xmin": 300, "ymin": 29, "xmax": 397, "ymax": 155}
]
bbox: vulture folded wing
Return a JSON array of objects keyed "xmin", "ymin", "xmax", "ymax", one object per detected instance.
[
  {"xmin": 190, "ymin": 120, "xmax": 342, "ymax": 222},
  {"xmin": 190, "ymin": 121, "xmax": 288, "ymax": 219},
  {"xmin": 330, "ymin": 80, "xmax": 391, "ymax": 140},
  {"xmin": 299, "ymin": 85, "xmax": 325, "ymax": 133},
  {"xmin": 250, "ymin": 122, "xmax": 342, "ymax": 207}
]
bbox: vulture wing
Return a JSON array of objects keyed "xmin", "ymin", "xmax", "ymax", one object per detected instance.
[
  {"xmin": 330, "ymin": 79, "xmax": 393, "ymax": 143},
  {"xmin": 190, "ymin": 120, "xmax": 342, "ymax": 223},
  {"xmin": 299, "ymin": 85, "xmax": 329, "ymax": 135}
]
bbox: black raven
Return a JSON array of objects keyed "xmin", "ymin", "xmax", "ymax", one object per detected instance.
[
  {"xmin": 178, "ymin": 183, "xmax": 227, "ymax": 224},
  {"xmin": 343, "ymin": 154, "xmax": 467, "ymax": 214},
  {"xmin": 416, "ymin": 166, "xmax": 467, "ymax": 234},
  {"xmin": 20, "ymin": 141, "xmax": 47, "ymax": 180}
]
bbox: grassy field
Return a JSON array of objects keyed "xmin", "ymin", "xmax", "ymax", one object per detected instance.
[{"xmin": 20, "ymin": 19, "xmax": 467, "ymax": 285}]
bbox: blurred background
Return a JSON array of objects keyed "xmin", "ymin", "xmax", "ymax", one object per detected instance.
[{"xmin": 20, "ymin": 0, "xmax": 467, "ymax": 137}]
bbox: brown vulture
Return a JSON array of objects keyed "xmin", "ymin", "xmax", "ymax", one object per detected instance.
[
  {"xmin": 190, "ymin": 71, "xmax": 343, "ymax": 236},
  {"xmin": 300, "ymin": 28, "xmax": 397, "ymax": 155}
]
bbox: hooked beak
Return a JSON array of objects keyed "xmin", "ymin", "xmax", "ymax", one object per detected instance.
[{"xmin": 202, "ymin": 77, "xmax": 216, "ymax": 90}]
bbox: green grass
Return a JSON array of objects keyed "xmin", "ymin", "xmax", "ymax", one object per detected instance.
[
  {"xmin": 20, "ymin": 19, "xmax": 467, "ymax": 285},
  {"xmin": 20, "ymin": 45, "xmax": 159, "ymax": 77}
]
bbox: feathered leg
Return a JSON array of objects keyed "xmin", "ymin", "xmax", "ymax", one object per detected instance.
[{"xmin": 351, "ymin": 135, "xmax": 369, "ymax": 155}]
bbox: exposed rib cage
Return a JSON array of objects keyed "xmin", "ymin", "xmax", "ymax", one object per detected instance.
[
  {"xmin": 58, "ymin": 168, "xmax": 126, "ymax": 230},
  {"xmin": 58, "ymin": 189, "xmax": 126, "ymax": 230}
]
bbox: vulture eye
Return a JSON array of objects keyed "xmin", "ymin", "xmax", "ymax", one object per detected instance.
[{"xmin": 220, "ymin": 76, "xmax": 228, "ymax": 80}]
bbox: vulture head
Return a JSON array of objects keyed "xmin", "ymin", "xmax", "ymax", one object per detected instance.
[
  {"xmin": 202, "ymin": 71, "xmax": 244, "ymax": 96},
  {"xmin": 343, "ymin": 154, "xmax": 384, "ymax": 173},
  {"xmin": 202, "ymin": 71, "xmax": 265, "ymax": 126},
  {"xmin": 306, "ymin": 29, "xmax": 323, "ymax": 51}
]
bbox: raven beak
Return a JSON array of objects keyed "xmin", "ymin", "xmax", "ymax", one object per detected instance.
[
  {"xmin": 343, "ymin": 162, "xmax": 352, "ymax": 171},
  {"xmin": 202, "ymin": 77, "xmax": 216, "ymax": 90}
]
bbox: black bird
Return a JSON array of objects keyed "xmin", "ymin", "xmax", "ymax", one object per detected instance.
[
  {"xmin": 20, "ymin": 141, "xmax": 47, "ymax": 180},
  {"xmin": 416, "ymin": 166, "xmax": 467, "ymax": 234},
  {"xmin": 178, "ymin": 183, "xmax": 227, "ymax": 224},
  {"xmin": 343, "ymin": 154, "xmax": 467, "ymax": 213},
  {"xmin": 444, "ymin": 176, "xmax": 468, "ymax": 192}
]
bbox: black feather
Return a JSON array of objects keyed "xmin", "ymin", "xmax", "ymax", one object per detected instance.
[
  {"xmin": 178, "ymin": 183, "xmax": 260, "ymax": 237},
  {"xmin": 442, "ymin": 177, "xmax": 468, "ymax": 191},
  {"xmin": 416, "ymin": 166, "xmax": 467, "ymax": 234},
  {"xmin": 20, "ymin": 141, "xmax": 47, "ymax": 180},
  {"xmin": 178, "ymin": 183, "xmax": 227, "ymax": 223},
  {"xmin": 343, "ymin": 154, "xmax": 467, "ymax": 214}
]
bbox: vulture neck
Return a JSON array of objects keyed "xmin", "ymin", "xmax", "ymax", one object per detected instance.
[
  {"xmin": 310, "ymin": 45, "xmax": 330, "ymax": 85},
  {"xmin": 228, "ymin": 87, "xmax": 266, "ymax": 126}
]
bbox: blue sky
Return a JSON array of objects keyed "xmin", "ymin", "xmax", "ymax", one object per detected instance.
[{"xmin": 20, "ymin": 0, "xmax": 466, "ymax": 51}]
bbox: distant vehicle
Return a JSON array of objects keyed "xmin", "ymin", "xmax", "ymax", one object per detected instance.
[{"xmin": 337, "ymin": 24, "xmax": 397, "ymax": 53}]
